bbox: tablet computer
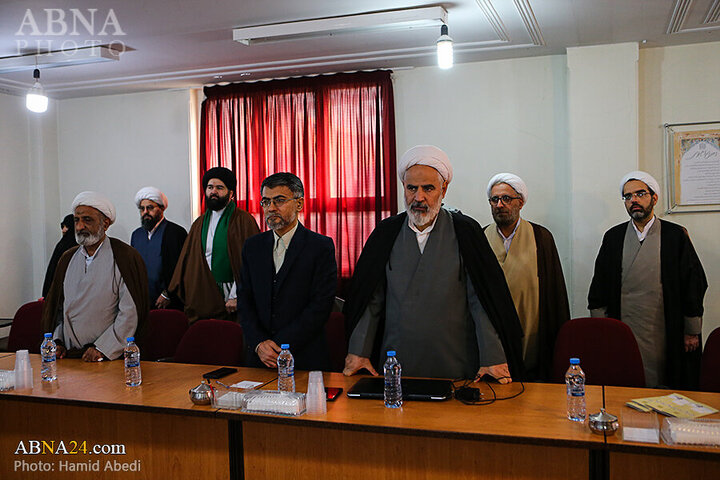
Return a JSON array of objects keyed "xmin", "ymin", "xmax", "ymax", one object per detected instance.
[{"xmin": 347, "ymin": 377, "xmax": 453, "ymax": 401}]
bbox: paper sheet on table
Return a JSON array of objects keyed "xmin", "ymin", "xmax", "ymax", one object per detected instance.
[
  {"xmin": 625, "ymin": 393, "xmax": 718, "ymax": 419},
  {"xmin": 230, "ymin": 380, "xmax": 263, "ymax": 389}
]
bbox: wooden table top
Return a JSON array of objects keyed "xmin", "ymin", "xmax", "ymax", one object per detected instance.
[
  {"xmin": 602, "ymin": 385, "xmax": 720, "ymax": 456},
  {"xmin": 3, "ymin": 354, "xmax": 717, "ymax": 455},
  {"xmin": 0, "ymin": 354, "xmax": 277, "ymax": 417},
  {"xmin": 223, "ymin": 370, "xmax": 607, "ymax": 447},
  {"xmin": 0, "ymin": 354, "xmax": 604, "ymax": 447}
]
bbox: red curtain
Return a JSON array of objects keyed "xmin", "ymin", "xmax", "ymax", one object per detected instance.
[{"xmin": 200, "ymin": 71, "xmax": 397, "ymax": 283}]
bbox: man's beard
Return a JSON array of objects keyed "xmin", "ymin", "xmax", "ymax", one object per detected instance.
[
  {"xmin": 492, "ymin": 208, "xmax": 517, "ymax": 228},
  {"xmin": 75, "ymin": 224, "xmax": 105, "ymax": 247},
  {"xmin": 265, "ymin": 213, "xmax": 290, "ymax": 232},
  {"xmin": 141, "ymin": 214, "xmax": 160, "ymax": 231},
  {"xmin": 628, "ymin": 203, "xmax": 653, "ymax": 221},
  {"xmin": 405, "ymin": 200, "xmax": 441, "ymax": 228},
  {"xmin": 206, "ymin": 193, "xmax": 230, "ymax": 211}
]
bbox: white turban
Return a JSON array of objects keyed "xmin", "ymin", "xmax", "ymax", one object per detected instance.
[
  {"xmin": 487, "ymin": 173, "xmax": 528, "ymax": 202},
  {"xmin": 135, "ymin": 186, "xmax": 168, "ymax": 209},
  {"xmin": 398, "ymin": 145, "xmax": 453, "ymax": 184},
  {"xmin": 620, "ymin": 171, "xmax": 660, "ymax": 198},
  {"xmin": 71, "ymin": 191, "xmax": 116, "ymax": 224}
]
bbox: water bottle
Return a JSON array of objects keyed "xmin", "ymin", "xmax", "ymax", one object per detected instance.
[
  {"xmin": 384, "ymin": 350, "xmax": 402, "ymax": 408},
  {"xmin": 277, "ymin": 344, "xmax": 295, "ymax": 393},
  {"xmin": 124, "ymin": 337, "xmax": 142, "ymax": 387},
  {"xmin": 565, "ymin": 357, "xmax": 586, "ymax": 422},
  {"xmin": 40, "ymin": 333, "xmax": 57, "ymax": 382}
]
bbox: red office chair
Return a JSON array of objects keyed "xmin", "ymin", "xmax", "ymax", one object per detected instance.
[
  {"xmin": 7, "ymin": 300, "xmax": 44, "ymax": 353},
  {"xmin": 552, "ymin": 317, "xmax": 645, "ymax": 387},
  {"xmin": 326, "ymin": 311, "xmax": 347, "ymax": 372},
  {"xmin": 141, "ymin": 309, "xmax": 189, "ymax": 361},
  {"xmin": 173, "ymin": 319, "xmax": 244, "ymax": 366},
  {"xmin": 700, "ymin": 327, "xmax": 720, "ymax": 392}
]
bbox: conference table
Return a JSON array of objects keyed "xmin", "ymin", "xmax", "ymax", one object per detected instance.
[{"xmin": 0, "ymin": 355, "xmax": 717, "ymax": 480}]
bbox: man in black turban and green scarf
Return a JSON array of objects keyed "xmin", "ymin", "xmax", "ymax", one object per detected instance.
[{"xmin": 169, "ymin": 167, "xmax": 260, "ymax": 323}]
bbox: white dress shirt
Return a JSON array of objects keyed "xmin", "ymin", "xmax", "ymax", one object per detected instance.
[
  {"xmin": 632, "ymin": 215, "xmax": 656, "ymax": 242},
  {"xmin": 407, "ymin": 214, "xmax": 439, "ymax": 254},
  {"xmin": 273, "ymin": 222, "xmax": 299, "ymax": 273}
]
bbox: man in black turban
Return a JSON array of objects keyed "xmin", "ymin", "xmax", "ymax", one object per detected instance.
[{"xmin": 169, "ymin": 167, "xmax": 260, "ymax": 323}]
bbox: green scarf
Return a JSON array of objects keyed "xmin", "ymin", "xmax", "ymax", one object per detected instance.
[{"xmin": 201, "ymin": 201, "xmax": 235, "ymax": 287}]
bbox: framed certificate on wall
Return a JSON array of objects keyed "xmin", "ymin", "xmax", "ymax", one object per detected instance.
[{"xmin": 664, "ymin": 121, "xmax": 720, "ymax": 213}]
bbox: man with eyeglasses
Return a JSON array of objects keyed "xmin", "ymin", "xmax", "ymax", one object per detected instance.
[
  {"xmin": 588, "ymin": 171, "xmax": 707, "ymax": 389},
  {"xmin": 237, "ymin": 173, "xmax": 337, "ymax": 370},
  {"xmin": 343, "ymin": 146, "xmax": 524, "ymax": 382},
  {"xmin": 169, "ymin": 167, "xmax": 260, "ymax": 323},
  {"xmin": 131, "ymin": 187, "xmax": 187, "ymax": 310},
  {"xmin": 484, "ymin": 173, "xmax": 570, "ymax": 382}
]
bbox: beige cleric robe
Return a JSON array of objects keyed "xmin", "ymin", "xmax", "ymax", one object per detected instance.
[{"xmin": 486, "ymin": 218, "xmax": 541, "ymax": 372}]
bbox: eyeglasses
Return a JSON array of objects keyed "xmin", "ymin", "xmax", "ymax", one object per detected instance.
[
  {"xmin": 622, "ymin": 191, "xmax": 650, "ymax": 202},
  {"xmin": 260, "ymin": 195, "xmax": 301, "ymax": 208},
  {"xmin": 489, "ymin": 195, "xmax": 522, "ymax": 205}
]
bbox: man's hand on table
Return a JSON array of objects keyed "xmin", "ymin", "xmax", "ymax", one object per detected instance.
[
  {"xmin": 56, "ymin": 344, "xmax": 67, "ymax": 359},
  {"xmin": 256, "ymin": 340, "xmax": 281, "ymax": 368},
  {"xmin": 475, "ymin": 363, "xmax": 512, "ymax": 384},
  {"xmin": 343, "ymin": 353, "xmax": 379, "ymax": 376},
  {"xmin": 82, "ymin": 347, "xmax": 104, "ymax": 362}
]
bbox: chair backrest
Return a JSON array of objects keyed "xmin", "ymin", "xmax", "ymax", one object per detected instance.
[
  {"xmin": 173, "ymin": 319, "xmax": 244, "ymax": 366},
  {"xmin": 700, "ymin": 327, "xmax": 720, "ymax": 392},
  {"xmin": 326, "ymin": 311, "xmax": 347, "ymax": 372},
  {"xmin": 552, "ymin": 317, "xmax": 645, "ymax": 387},
  {"xmin": 7, "ymin": 300, "xmax": 44, "ymax": 354},
  {"xmin": 141, "ymin": 309, "xmax": 189, "ymax": 361}
]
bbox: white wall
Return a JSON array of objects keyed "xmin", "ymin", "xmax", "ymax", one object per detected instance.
[
  {"xmin": 639, "ymin": 41, "xmax": 720, "ymax": 341},
  {"xmin": 0, "ymin": 94, "xmax": 34, "ymax": 316},
  {"xmin": 393, "ymin": 55, "xmax": 571, "ymax": 280},
  {"xmin": 57, "ymin": 89, "xmax": 194, "ymax": 243},
  {"xmin": 566, "ymin": 43, "xmax": 639, "ymax": 316}
]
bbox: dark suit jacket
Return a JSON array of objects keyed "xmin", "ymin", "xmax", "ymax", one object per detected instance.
[
  {"xmin": 238, "ymin": 223, "xmax": 337, "ymax": 371},
  {"xmin": 131, "ymin": 219, "xmax": 188, "ymax": 309}
]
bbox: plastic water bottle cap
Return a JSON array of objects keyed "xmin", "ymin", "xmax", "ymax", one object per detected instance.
[
  {"xmin": 126, "ymin": 337, "xmax": 135, "ymax": 342},
  {"xmin": 570, "ymin": 357, "xmax": 580, "ymax": 365},
  {"xmin": 44, "ymin": 333, "xmax": 52, "ymax": 338},
  {"xmin": 281, "ymin": 344, "xmax": 290, "ymax": 350},
  {"xmin": 387, "ymin": 350, "xmax": 396, "ymax": 357}
]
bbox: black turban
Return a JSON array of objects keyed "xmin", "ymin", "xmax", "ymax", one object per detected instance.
[{"xmin": 202, "ymin": 167, "xmax": 236, "ymax": 192}]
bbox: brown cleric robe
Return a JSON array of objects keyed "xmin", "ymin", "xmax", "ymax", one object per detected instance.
[
  {"xmin": 168, "ymin": 204, "xmax": 259, "ymax": 323},
  {"xmin": 41, "ymin": 237, "xmax": 150, "ymax": 354}
]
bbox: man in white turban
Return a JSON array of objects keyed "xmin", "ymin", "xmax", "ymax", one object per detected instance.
[
  {"xmin": 485, "ymin": 173, "xmax": 570, "ymax": 381},
  {"xmin": 343, "ymin": 146, "xmax": 525, "ymax": 382},
  {"xmin": 589, "ymin": 171, "xmax": 707, "ymax": 389},
  {"xmin": 42, "ymin": 192, "xmax": 149, "ymax": 362},
  {"xmin": 131, "ymin": 187, "xmax": 188, "ymax": 309}
]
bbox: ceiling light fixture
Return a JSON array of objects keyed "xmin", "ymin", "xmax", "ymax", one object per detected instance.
[
  {"xmin": 0, "ymin": 45, "xmax": 120, "ymax": 75},
  {"xmin": 233, "ymin": 6, "xmax": 447, "ymax": 45},
  {"xmin": 26, "ymin": 68, "xmax": 48, "ymax": 113},
  {"xmin": 437, "ymin": 24, "xmax": 453, "ymax": 69}
]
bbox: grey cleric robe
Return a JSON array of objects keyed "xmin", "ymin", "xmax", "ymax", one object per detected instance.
[
  {"xmin": 344, "ymin": 209, "xmax": 525, "ymax": 380},
  {"xmin": 588, "ymin": 219, "xmax": 707, "ymax": 390}
]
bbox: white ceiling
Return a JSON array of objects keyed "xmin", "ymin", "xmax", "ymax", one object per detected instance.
[{"xmin": 1, "ymin": 0, "xmax": 719, "ymax": 99}]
